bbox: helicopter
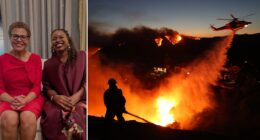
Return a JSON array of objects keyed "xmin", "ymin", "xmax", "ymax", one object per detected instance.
[{"xmin": 210, "ymin": 14, "xmax": 253, "ymax": 31}]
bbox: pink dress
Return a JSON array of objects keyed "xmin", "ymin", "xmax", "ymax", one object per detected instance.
[{"xmin": 0, "ymin": 53, "xmax": 43, "ymax": 118}]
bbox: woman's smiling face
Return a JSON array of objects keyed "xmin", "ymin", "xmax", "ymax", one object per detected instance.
[
  {"xmin": 51, "ymin": 30, "xmax": 69, "ymax": 53},
  {"xmin": 10, "ymin": 28, "xmax": 29, "ymax": 52}
]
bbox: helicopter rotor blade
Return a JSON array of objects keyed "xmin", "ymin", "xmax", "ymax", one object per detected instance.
[
  {"xmin": 230, "ymin": 14, "xmax": 236, "ymax": 19},
  {"xmin": 217, "ymin": 18, "xmax": 233, "ymax": 20},
  {"xmin": 239, "ymin": 13, "xmax": 254, "ymax": 19}
]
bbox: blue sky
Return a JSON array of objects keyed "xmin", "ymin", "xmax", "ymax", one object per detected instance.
[{"xmin": 89, "ymin": 0, "xmax": 260, "ymax": 37}]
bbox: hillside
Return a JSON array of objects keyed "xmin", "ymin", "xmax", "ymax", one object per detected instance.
[{"xmin": 89, "ymin": 115, "xmax": 240, "ymax": 140}]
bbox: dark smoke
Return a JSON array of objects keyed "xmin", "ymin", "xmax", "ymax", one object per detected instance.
[
  {"xmin": 89, "ymin": 25, "xmax": 179, "ymax": 49},
  {"xmin": 88, "ymin": 25, "xmax": 112, "ymax": 48}
]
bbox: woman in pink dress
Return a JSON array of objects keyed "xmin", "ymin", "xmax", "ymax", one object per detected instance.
[
  {"xmin": 40, "ymin": 29, "xmax": 86, "ymax": 140},
  {"xmin": 0, "ymin": 22, "xmax": 43, "ymax": 140}
]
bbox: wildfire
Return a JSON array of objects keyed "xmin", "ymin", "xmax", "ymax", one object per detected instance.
[
  {"xmin": 89, "ymin": 29, "xmax": 235, "ymax": 131},
  {"xmin": 88, "ymin": 47, "xmax": 101, "ymax": 57},
  {"xmin": 176, "ymin": 34, "xmax": 182, "ymax": 42},
  {"xmin": 154, "ymin": 34, "xmax": 182, "ymax": 47},
  {"xmin": 154, "ymin": 38, "xmax": 163, "ymax": 47},
  {"xmin": 155, "ymin": 97, "xmax": 176, "ymax": 126}
]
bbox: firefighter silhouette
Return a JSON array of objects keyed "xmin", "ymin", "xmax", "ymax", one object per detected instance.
[{"xmin": 104, "ymin": 78, "xmax": 126, "ymax": 123}]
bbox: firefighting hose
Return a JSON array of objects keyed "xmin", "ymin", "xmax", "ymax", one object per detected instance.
[{"xmin": 124, "ymin": 110, "xmax": 154, "ymax": 124}]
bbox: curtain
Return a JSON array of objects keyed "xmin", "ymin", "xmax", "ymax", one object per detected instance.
[
  {"xmin": 0, "ymin": 0, "xmax": 82, "ymax": 59},
  {"xmin": 79, "ymin": 0, "xmax": 86, "ymax": 51}
]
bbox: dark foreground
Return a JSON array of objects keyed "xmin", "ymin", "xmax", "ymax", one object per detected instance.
[{"xmin": 88, "ymin": 115, "xmax": 240, "ymax": 140}]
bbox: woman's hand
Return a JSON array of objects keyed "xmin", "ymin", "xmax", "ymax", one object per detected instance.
[
  {"xmin": 69, "ymin": 92, "xmax": 81, "ymax": 106},
  {"xmin": 69, "ymin": 87, "xmax": 85, "ymax": 106},
  {"xmin": 11, "ymin": 95, "xmax": 27, "ymax": 110},
  {"xmin": 53, "ymin": 95, "xmax": 73, "ymax": 111}
]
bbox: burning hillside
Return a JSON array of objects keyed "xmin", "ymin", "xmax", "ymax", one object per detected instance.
[
  {"xmin": 89, "ymin": 26, "xmax": 260, "ymax": 137},
  {"xmin": 88, "ymin": 115, "xmax": 231, "ymax": 140}
]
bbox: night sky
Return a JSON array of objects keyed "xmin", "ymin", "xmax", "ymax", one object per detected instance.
[{"xmin": 89, "ymin": 0, "xmax": 260, "ymax": 37}]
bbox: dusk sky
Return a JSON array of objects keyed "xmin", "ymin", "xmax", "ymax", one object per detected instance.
[{"xmin": 89, "ymin": 0, "xmax": 260, "ymax": 37}]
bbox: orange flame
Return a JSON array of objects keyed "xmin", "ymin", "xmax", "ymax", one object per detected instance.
[
  {"xmin": 89, "ymin": 33, "xmax": 235, "ymax": 130},
  {"xmin": 154, "ymin": 34, "xmax": 182, "ymax": 47},
  {"xmin": 154, "ymin": 38, "xmax": 163, "ymax": 47},
  {"xmin": 176, "ymin": 34, "xmax": 182, "ymax": 42},
  {"xmin": 154, "ymin": 97, "xmax": 175, "ymax": 126},
  {"xmin": 165, "ymin": 34, "xmax": 182, "ymax": 45}
]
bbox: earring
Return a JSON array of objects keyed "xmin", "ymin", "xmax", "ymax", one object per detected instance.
[
  {"xmin": 68, "ymin": 45, "xmax": 71, "ymax": 49},
  {"xmin": 51, "ymin": 47, "xmax": 55, "ymax": 53}
]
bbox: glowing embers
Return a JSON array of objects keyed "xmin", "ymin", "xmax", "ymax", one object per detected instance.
[{"xmin": 155, "ymin": 97, "xmax": 176, "ymax": 126}]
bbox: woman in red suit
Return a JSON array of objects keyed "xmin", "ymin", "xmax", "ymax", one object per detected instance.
[
  {"xmin": 0, "ymin": 22, "xmax": 43, "ymax": 140},
  {"xmin": 40, "ymin": 29, "xmax": 86, "ymax": 140}
]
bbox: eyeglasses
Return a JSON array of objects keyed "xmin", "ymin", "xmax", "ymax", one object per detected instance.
[{"xmin": 11, "ymin": 34, "xmax": 29, "ymax": 41}]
